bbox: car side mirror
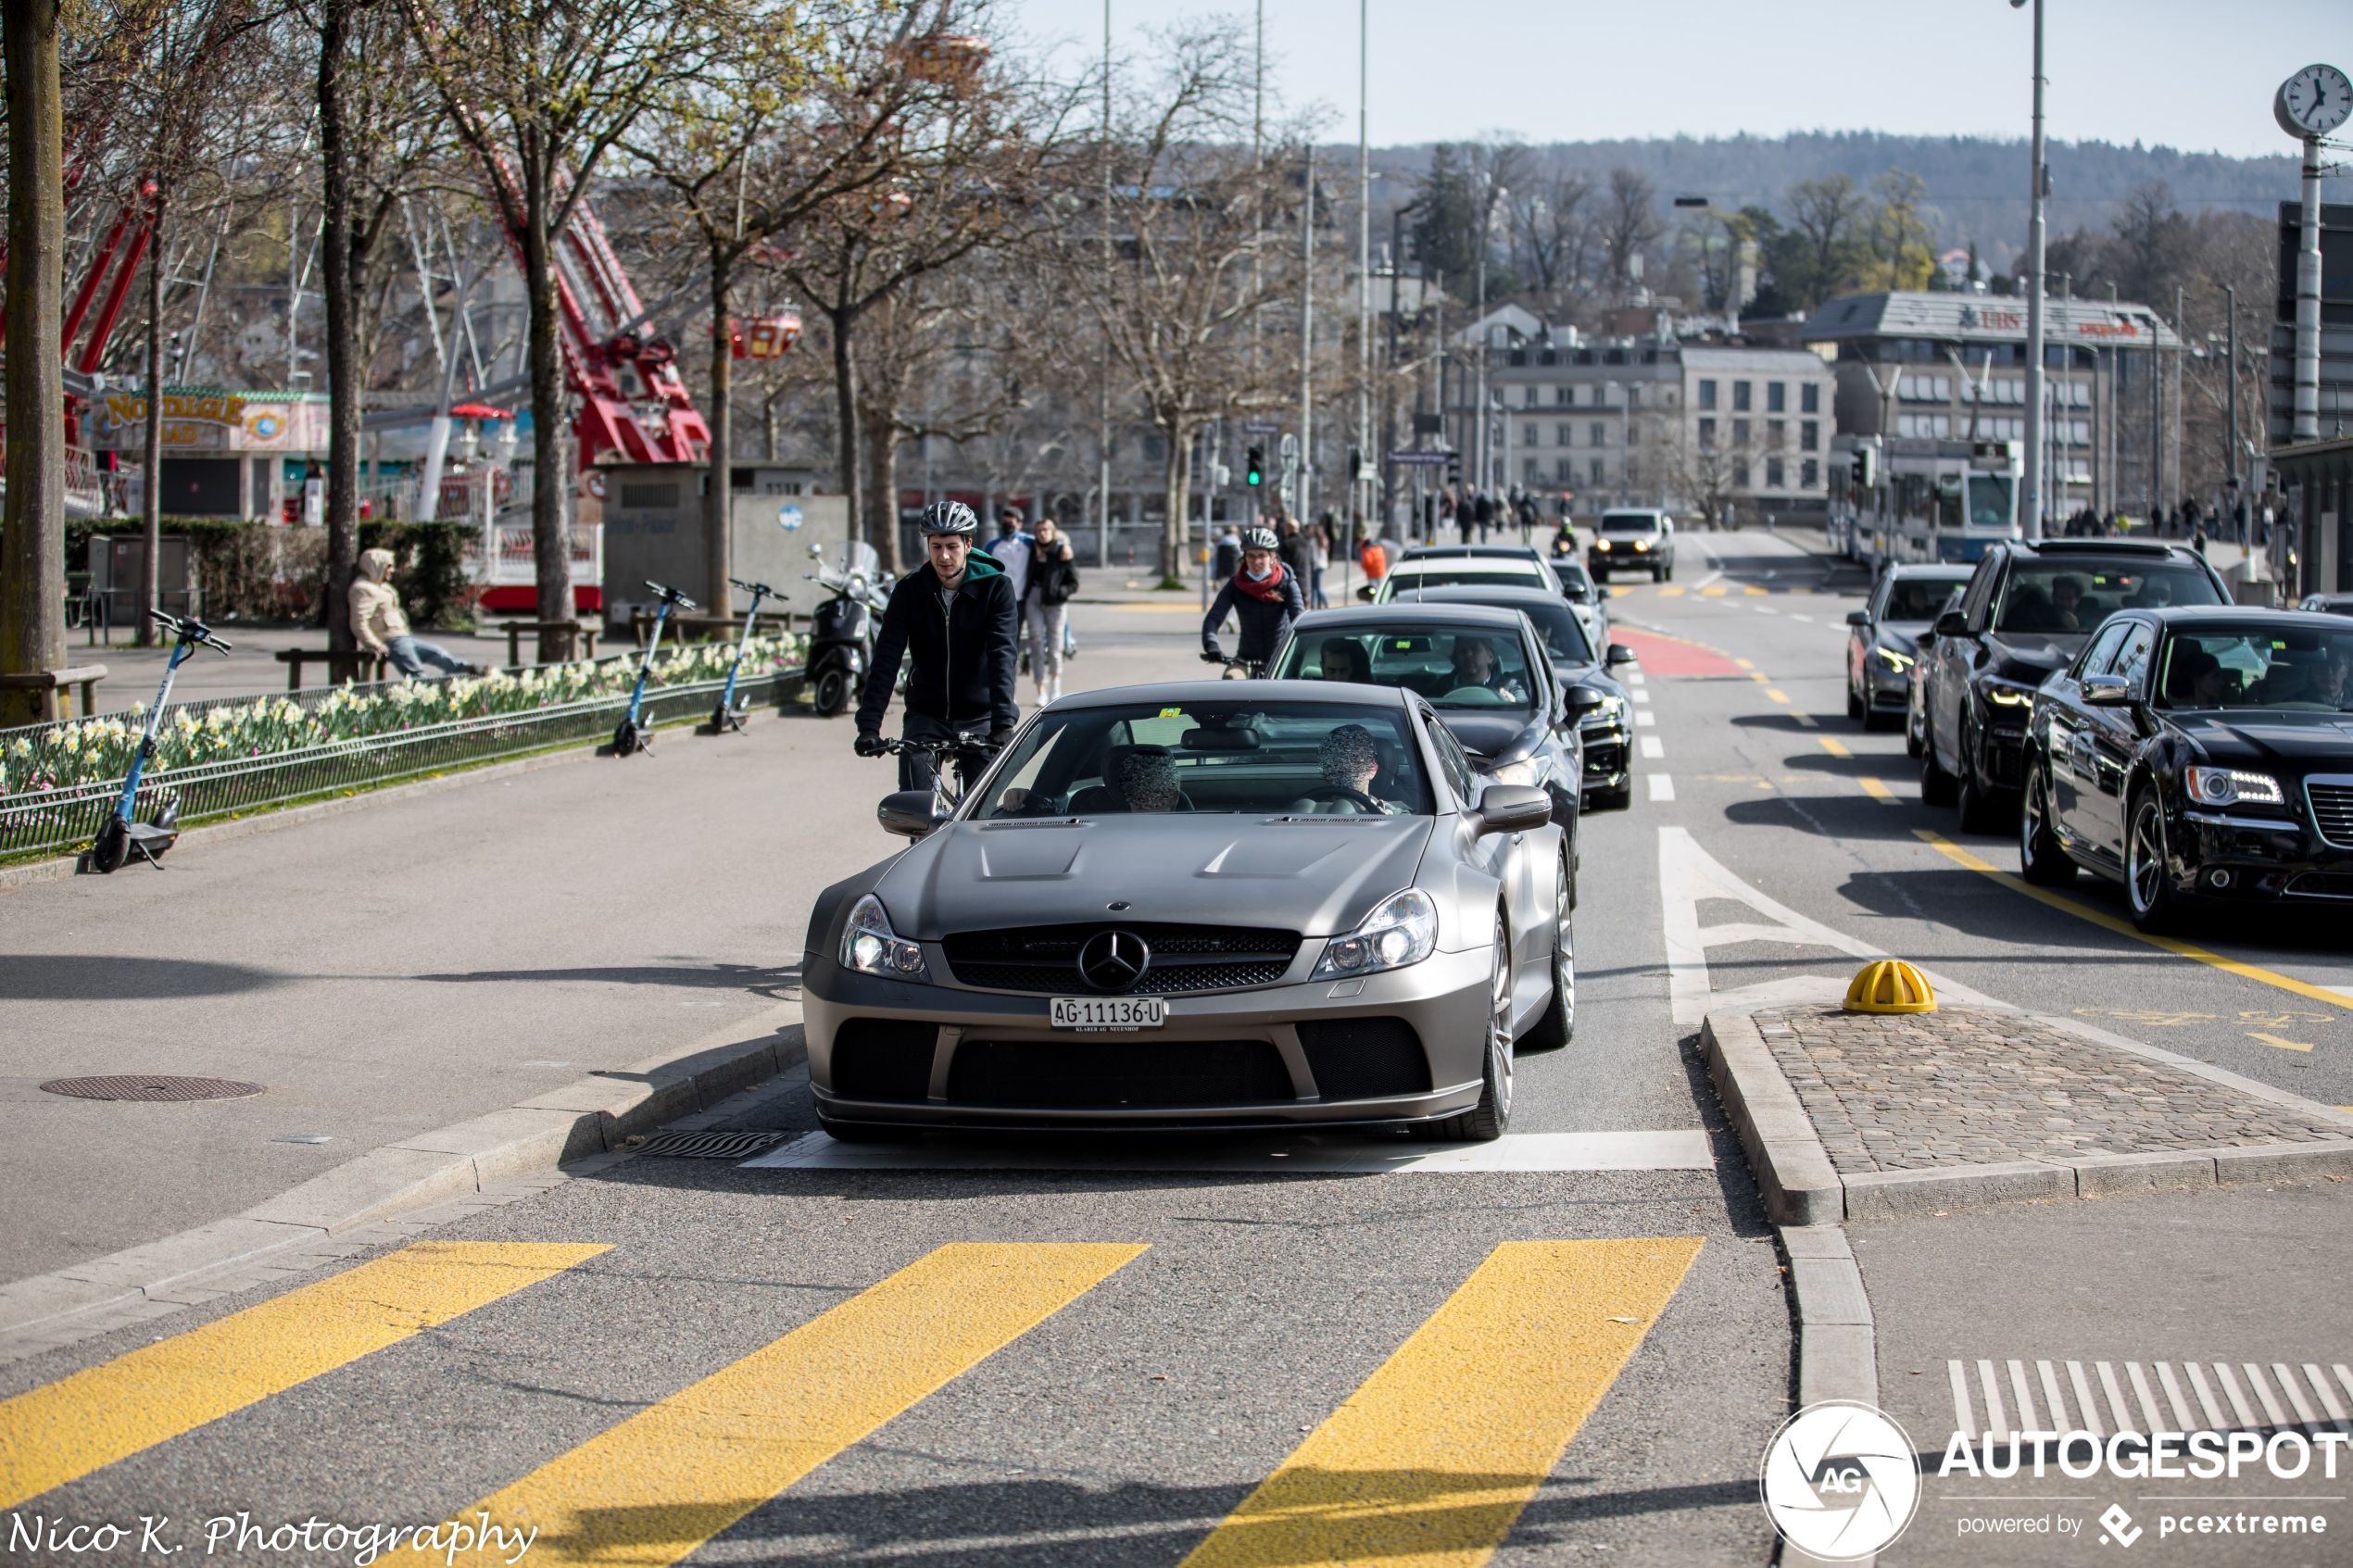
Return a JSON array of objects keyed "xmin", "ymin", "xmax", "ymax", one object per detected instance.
[
  {"xmin": 877, "ymin": 789, "xmax": 951, "ymax": 838},
  {"xmin": 2081, "ymin": 674, "xmax": 2135, "ymax": 707},
  {"xmin": 806, "ymin": 542, "xmax": 824, "ymax": 558},
  {"xmin": 1597, "ymin": 585, "xmax": 1614, "ymax": 599},
  {"xmin": 1354, "ymin": 583, "xmax": 1376, "ymax": 602},
  {"xmin": 1934, "ymin": 610, "xmax": 1969, "ymax": 637},
  {"xmin": 1845, "ymin": 609, "xmax": 1870, "ymax": 626},
  {"xmin": 1474, "ymin": 783, "xmax": 1554, "ymax": 836},
  {"xmin": 1605, "ymin": 643, "xmax": 1637, "ymax": 666},
  {"xmin": 1562, "ymin": 684, "xmax": 1607, "ymax": 717}
]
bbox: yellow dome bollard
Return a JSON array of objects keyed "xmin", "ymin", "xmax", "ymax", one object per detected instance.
[{"xmin": 1844, "ymin": 960, "xmax": 1936, "ymax": 1013}]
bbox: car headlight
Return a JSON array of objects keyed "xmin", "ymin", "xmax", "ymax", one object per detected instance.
[
  {"xmin": 838, "ymin": 893, "xmax": 929, "ymax": 982},
  {"xmin": 1874, "ymin": 646, "xmax": 1914, "ymax": 671},
  {"xmin": 2184, "ymin": 766, "xmax": 2284, "ymax": 807},
  {"xmin": 1594, "ymin": 540, "xmax": 1612, "ymax": 551},
  {"xmin": 1629, "ymin": 539, "xmax": 1649, "ymax": 551},
  {"xmin": 1580, "ymin": 693, "xmax": 1630, "ymax": 730},
  {"xmin": 1488, "ymin": 759, "xmax": 1540, "ymax": 788},
  {"xmin": 1982, "ymin": 680, "xmax": 2037, "ymax": 711},
  {"xmin": 1312, "ymin": 888, "xmax": 1439, "ymax": 980}
]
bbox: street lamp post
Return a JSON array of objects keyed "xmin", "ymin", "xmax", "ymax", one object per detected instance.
[
  {"xmin": 2012, "ymin": 0, "xmax": 2047, "ymax": 543},
  {"xmin": 2224, "ymin": 282, "xmax": 2239, "ymax": 543}
]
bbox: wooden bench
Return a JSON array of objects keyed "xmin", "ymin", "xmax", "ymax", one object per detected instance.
[
  {"xmin": 633, "ymin": 611, "xmax": 794, "ymax": 647},
  {"xmin": 0, "ymin": 664, "xmax": 107, "ymax": 721},
  {"xmin": 275, "ymin": 648, "xmax": 391, "ymax": 690},
  {"xmin": 491, "ymin": 621, "xmax": 596, "ymax": 667}
]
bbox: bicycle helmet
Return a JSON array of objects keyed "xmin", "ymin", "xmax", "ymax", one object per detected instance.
[
  {"xmin": 1242, "ymin": 526, "xmax": 1279, "ymax": 553},
  {"xmin": 920, "ymin": 500, "xmax": 979, "ymax": 537}
]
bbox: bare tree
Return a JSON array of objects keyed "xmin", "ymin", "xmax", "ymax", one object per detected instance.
[
  {"xmin": 1598, "ymin": 168, "xmax": 1661, "ymax": 298},
  {"xmin": 1504, "ymin": 169, "xmax": 1592, "ymax": 305},
  {"xmin": 406, "ymin": 0, "xmax": 708, "ymax": 659}
]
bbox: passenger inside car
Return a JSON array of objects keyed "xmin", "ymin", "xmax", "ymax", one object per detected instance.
[
  {"xmin": 1318, "ymin": 639, "xmax": 1370, "ymax": 683},
  {"xmin": 2166, "ymin": 647, "xmax": 2237, "ymax": 708}
]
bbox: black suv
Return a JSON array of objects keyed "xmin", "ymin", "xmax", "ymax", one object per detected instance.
[{"xmin": 1917, "ymin": 540, "xmax": 2231, "ymax": 832}]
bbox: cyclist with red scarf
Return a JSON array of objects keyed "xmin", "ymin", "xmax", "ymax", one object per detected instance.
[{"xmin": 1202, "ymin": 526, "xmax": 1304, "ymax": 671}]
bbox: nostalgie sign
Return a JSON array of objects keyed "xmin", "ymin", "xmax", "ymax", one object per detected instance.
[{"xmin": 88, "ymin": 392, "xmax": 326, "ymax": 453}]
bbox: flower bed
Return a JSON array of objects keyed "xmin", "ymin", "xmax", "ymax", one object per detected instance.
[{"xmin": 3, "ymin": 633, "xmax": 805, "ymax": 799}]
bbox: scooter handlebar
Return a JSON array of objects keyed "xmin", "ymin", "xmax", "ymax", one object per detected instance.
[
  {"xmin": 147, "ymin": 608, "xmax": 233, "ymax": 654},
  {"xmin": 642, "ymin": 580, "xmax": 700, "ymax": 611},
  {"xmin": 728, "ymin": 578, "xmax": 784, "ymax": 600}
]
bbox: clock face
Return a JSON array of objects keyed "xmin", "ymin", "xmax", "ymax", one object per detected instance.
[{"xmin": 2276, "ymin": 63, "xmax": 2351, "ymax": 137}]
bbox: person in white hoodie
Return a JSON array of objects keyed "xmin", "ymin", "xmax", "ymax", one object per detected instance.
[{"xmin": 349, "ymin": 548, "xmax": 489, "ymax": 679}]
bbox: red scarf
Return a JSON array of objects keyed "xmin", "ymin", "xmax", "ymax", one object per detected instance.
[{"xmin": 1234, "ymin": 566, "xmax": 1286, "ymax": 604}]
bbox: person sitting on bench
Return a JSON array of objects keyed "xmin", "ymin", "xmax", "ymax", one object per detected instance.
[{"xmin": 351, "ymin": 549, "xmax": 488, "ymax": 680}]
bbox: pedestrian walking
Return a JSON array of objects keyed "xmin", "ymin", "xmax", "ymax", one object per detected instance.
[
  {"xmin": 986, "ymin": 508, "xmax": 1032, "ymax": 599},
  {"xmin": 1277, "ymin": 518, "xmax": 1318, "ymax": 612},
  {"xmin": 349, "ymin": 549, "xmax": 490, "ymax": 680},
  {"xmin": 1213, "ymin": 521, "xmax": 1242, "ymax": 583},
  {"xmin": 1024, "ymin": 517, "xmax": 1079, "ymax": 707},
  {"xmin": 1311, "ymin": 515, "xmax": 1333, "ymax": 608},
  {"xmin": 1474, "ymin": 490, "xmax": 1494, "ymax": 543}
]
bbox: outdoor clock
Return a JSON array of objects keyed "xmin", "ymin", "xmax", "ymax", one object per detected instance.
[{"xmin": 2275, "ymin": 63, "xmax": 2350, "ymax": 138}]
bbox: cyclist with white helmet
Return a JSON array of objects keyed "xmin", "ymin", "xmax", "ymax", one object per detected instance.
[
  {"xmin": 1201, "ymin": 524, "xmax": 1304, "ymax": 671},
  {"xmin": 855, "ymin": 501, "xmax": 1020, "ymax": 790}
]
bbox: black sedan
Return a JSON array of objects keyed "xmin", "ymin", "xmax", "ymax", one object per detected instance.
[
  {"xmin": 1383, "ymin": 584, "xmax": 1638, "ymax": 811},
  {"xmin": 1845, "ymin": 563, "xmax": 1971, "ymax": 732},
  {"xmin": 1268, "ymin": 602, "xmax": 1607, "ymax": 856},
  {"xmin": 1919, "ymin": 540, "xmax": 2229, "ymax": 833},
  {"xmin": 2018, "ymin": 608, "xmax": 2353, "ymax": 932}
]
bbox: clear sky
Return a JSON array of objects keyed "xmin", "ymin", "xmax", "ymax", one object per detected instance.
[{"xmin": 999, "ymin": 0, "xmax": 2340, "ymax": 160}]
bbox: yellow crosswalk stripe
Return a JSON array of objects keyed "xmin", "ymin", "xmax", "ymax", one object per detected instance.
[
  {"xmin": 1858, "ymin": 776, "xmax": 1899, "ymax": 804},
  {"xmin": 1700, "ymin": 585, "xmax": 1727, "ymax": 596},
  {"xmin": 1657, "ymin": 585, "xmax": 1685, "ymax": 596},
  {"xmin": 1765, "ymin": 688, "xmax": 1792, "ymax": 705},
  {"xmin": 1744, "ymin": 585, "xmax": 1768, "ymax": 596},
  {"xmin": 1917, "ymin": 828, "xmax": 2353, "ymax": 1010},
  {"xmin": 454, "ymin": 1242, "xmax": 1145, "ymax": 1567},
  {"xmin": 1176, "ymin": 1237, "xmax": 1703, "ymax": 1568},
  {"xmin": 0, "ymin": 1241, "xmax": 606, "ymax": 1510},
  {"xmin": 1817, "ymin": 735, "xmax": 1851, "ymax": 757}
]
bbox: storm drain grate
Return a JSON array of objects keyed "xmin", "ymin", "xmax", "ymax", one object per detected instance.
[
  {"xmin": 629, "ymin": 1129, "xmax": 787, "ymax": 1160},
  {"xmin": 40, "ymin": 1075, "xmax": 264, "ymax": 1103}
]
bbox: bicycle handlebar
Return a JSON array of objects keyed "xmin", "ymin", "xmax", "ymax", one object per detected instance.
[
  {"xmin": 148, "ymin": 608, "xmax": 233, "ymax": 653},
  {"xmin": 876, "ymin": 735, "xmax": 1000, "ymax": 758}
]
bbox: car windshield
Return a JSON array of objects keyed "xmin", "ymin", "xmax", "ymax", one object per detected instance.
[
  {"xmin": 1390, "ymin": 569, "xmax": 1541, "ymax": 591},
  {"xmin": 1271, "ymin": 626, "xmax": 1537, "ymax": 709},
  {"xmin": 1993, "ymin": 560, "xmax": 2221, "ymax": 635},
  {"xmin": 975, "ymin": 701, "xmax": 1436, "ymax": 818},
  {"xmin": 2156, "ymin": 624, "xmax": 2353, "ymax": 711},
  {"xmin": 1599, "ymin": 513, "xmax": 1661, "ymax": 535},
  {"xmin": 1880, "ymin": 575, "xmax": 1970, "ymax": 621},
  {"xmin": 1420, "ymin": 598, "xmax": 1592, "ymax": 665}
]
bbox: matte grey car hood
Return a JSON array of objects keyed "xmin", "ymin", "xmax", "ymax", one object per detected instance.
[{"xmin": 875, "ymin": 813, "xmax": 1437, "ymax": 940}]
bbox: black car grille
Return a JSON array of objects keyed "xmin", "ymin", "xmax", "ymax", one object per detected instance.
[
  {"xmin": 2306, "ymin": 781, "xmax": 2353, "ymax": 850},
  {"xmin": 829, "ymin": 1018, "xmax": 937, "ymax": 1101},
  {"xmin": 1582, "ymin": 742, "xmax": 1627, "ymax": 779},
  {"xmin": 942, "ymin": 922, "xmax": 1302, "ymax": 996},
  {"xmin": 1296, "ymin": 1017, "xmax": 1431, "ymax": 1100},
  {"xmin": 945, "ymin": 1038, "xmax": 1295, "ymax": 1108},
  {"xmin": 2286, "ymin": 872, "xmax": 2353, "ymax": 899}
]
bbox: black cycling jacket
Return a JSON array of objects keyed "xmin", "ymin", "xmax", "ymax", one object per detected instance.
[
  {"xmin": 856, "ymin": 552, "xmax": 1020, "ymax": 734},
  {"xmin": 1202, "ymin": 567, "xmax": 1305, "ymax": 663}
]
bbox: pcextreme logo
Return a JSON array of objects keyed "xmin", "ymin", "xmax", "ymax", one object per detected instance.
[{"xmin": 1760, "ymin": 1400, "xmax": 1924, "ymax": 1561}]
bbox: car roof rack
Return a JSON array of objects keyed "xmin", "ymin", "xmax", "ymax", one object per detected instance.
[{"xmin": 2026, "ymin": 540, "xmax": 2183, "ymax": 558}]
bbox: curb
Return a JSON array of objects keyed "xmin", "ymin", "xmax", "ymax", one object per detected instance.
[
  {"xmin": 0, "ymin": 1012, "xmax": 808, "ymax": 1348},
  {"xmin": 1704, "ymin": 1010, "xmax": 2353, "ymax": 1227}
]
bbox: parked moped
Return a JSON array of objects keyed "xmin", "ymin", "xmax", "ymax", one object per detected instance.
[
  {"xmin": 802, "ymin": 542, "xmax": 890, "ymax": 719},
  {"xmin": 89, "ymin": 608, "xmax": 231, "ymax": 873}
]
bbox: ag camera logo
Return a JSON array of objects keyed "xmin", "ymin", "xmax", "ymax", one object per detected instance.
[{"xmin": 1761, "ymin": 1400, "xmax": 1922, "ymax": 1560}]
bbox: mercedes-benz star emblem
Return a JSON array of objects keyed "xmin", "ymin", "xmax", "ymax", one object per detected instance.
[{"xmin": 1077, "ymin": 929, "xmax": 1151, "ymax": 993}]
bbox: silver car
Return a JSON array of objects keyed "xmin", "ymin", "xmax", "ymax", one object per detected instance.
[{"xmin": 807, "ymin": 682, "xmax": 1573, "ymax": 1143}]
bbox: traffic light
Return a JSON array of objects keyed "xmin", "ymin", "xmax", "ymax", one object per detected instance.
[
  {"xmin": 1347, "ymin": 445, "xmax": 1363, "ymax": 483},
  {"xmin": 1850, "ymin": 446, "xmax": 1876, "ymax": 489},
  {"xmin": 1445, "ymin": 453, "xmax": 1463, "ymax": 488},
  {"xmin": 1245, "ymin": 446, "xmax": 1265, "ymax": 488}
]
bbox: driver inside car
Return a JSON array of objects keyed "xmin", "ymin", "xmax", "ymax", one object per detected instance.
[
  {"xmin": 1319, "ymin": 638, "xmax": 1370, "ymax": 684},
  {"xmin": 1446, "ymin": 635, "xmax": 1524, "ymax": 700},
  {"xmin": 1289, "ymin": 723, "xmax": 1406, "ymax": 816},
  {"xmin": 1119, "ymin": 748, "xmax": 1183, "ymax": 811}
]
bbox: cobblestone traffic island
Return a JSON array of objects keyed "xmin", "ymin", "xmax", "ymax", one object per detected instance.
[{"xmin": 1752, "ymin": 1005, "xmax": 2353, "ymax": 1174}]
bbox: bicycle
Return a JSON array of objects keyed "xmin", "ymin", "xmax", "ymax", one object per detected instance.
[
  {"xmin": 875, "ymin": 734, "xmax": 999, "ymax": 809},
  {"xmin": 1199, "ymin": 651, "xmax": 1265, "ymax": 681}
]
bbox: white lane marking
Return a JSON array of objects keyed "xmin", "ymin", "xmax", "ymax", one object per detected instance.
[
  {"xmin": 1754, "ymin": 606, "xmax": 1778, "ymax": 615},
  {"xmin": 745, "ymin": 1129, "xmax": 1714, "ymax": 1173},
  {"xmin": 1791, "ymin": 613, "xmax": 1814, "ymax": 623},
  {"xmin": 1655, "ymin": 826, "xmax": 2006, "ymax": 1026},
  {"xmin": 1626, "ymin": 671, "xmax": 1646, "ymax": 685},
  {"xmin": 1634, "ymin": 709, "xmax": 1656, "ymax": 726},
  {"xmin": 1648, "ymin": 773, "xmax": 1676, "ymax": 802},
  {"xmin": 1640, "ymin": 735, "xmax": 1665, "ymax": 759},
  {"xmin": 1630, "ymin": 688, "xmax": 1651, "ymax": 703}
]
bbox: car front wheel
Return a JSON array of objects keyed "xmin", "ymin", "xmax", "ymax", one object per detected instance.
[
  {"xmin": 2020, "ymin": 763, "xmax": 2074, "ymax": 884},
  {"xmin": 1419, "ymin": 911, "xmax": 1514, "ymax": 1141},
  {"xmin": 1519, "ymin": 860, "xmax": 1575, "ymax": 1052},
  {"xmin": 2125, "ymin": 792, "xmax": 2185, "ymax": 934}
]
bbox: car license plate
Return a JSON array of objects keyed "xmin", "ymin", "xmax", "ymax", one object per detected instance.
[{"xmin": 1051, "ymin": 997, "xmax": 1166, "ymax": 1032}]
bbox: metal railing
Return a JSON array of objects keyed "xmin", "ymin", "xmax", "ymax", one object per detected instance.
[{"xmin": 1, "ymin": 664, "xmax": 803, "ymax": 864}]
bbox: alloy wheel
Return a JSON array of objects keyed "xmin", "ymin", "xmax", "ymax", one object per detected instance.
[
  {"xmin": 2127, "ymin": 798, "xmax": 2165, "ymax": 916},
  {"xmin": 1487, "ymin": 910, "xmax": 1515, "ymax": 1123},
  {"xmin": 1553, "ymin": 862, "xmax": 1575, "ymax": 1041}
]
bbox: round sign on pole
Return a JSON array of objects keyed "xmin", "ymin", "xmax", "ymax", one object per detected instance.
[{"xmin": 777, "ymin": 504, "xmax": 803, "ymax": 532}]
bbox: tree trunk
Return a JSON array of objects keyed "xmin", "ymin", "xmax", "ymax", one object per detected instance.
[
  {"xmin": 138, "ymin": 196, "xmax": 166, "ymax": 647},
  {"xmin": 703, "ymin": 240, "xmax": 733, "ymax": 613},
  {"xmin": 1158, "ymin": 414, "xmax": 1192, "ymax": 586},
  {"xmin": 521, "ymin": 139, "xmax": 571, "ymax": 662},
  {"xmin": 0, "ymin": 0, "xmax": 67, "ymax": 724},
  {"xmin": 318, "ymin": 0, "xmax": 359, "ymax": 650},
  {"xmin": 826, "ymin": 302, "xmax": 875, "ymax": 569}
]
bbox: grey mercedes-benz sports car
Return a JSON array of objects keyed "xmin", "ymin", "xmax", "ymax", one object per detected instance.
[{"xmin": 803, "ymin": 681, "xmax": 1574, "ymax": 1142}]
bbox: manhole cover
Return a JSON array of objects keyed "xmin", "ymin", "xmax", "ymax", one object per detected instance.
[
  {"xmin": 630, "ymin": 1129, "xmax": 786, "ymax": 1160},
  {"xmin": 40, "ymin": 1075, "xmax": 264, "ymax": 1103}
]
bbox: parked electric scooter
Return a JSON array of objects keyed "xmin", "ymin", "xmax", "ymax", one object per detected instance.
[
  {"xmin": 801, "ymin": 541, "xmax": 889, "ymax": 719},
  {"xmin": 90, "ymin": 608, "xmax": 232, "ymax": 873},
  {"xmin": 708, "ymin": 577, "xmax": 785, "ymax": 733},
  {"xmin": 612, "ymin": 579, "xmax": 697, "ymax": 757}
]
